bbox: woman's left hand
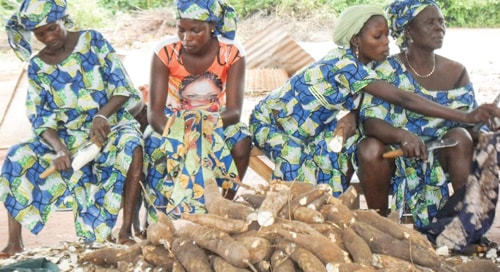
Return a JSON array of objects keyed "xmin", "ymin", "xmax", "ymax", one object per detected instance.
[
  {"xmin": 336, "ymin": 111, "xmax": 357, "ymax": 139},
  {"xmin": 91, "ymin": 115, "xmax": 111, "ymax": 146}
]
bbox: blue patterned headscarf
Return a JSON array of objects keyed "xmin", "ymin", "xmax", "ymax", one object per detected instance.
[
  {"xmin": 175, "ymin": 0, "xmax": 237, "ymax": 40},
  {"xmin": 5, "ymin": 0, "xmax": 74, "ymax": 62},
  {"xmin": 385, "ymin": 0, "xmax": 438, "ymax": 49}
]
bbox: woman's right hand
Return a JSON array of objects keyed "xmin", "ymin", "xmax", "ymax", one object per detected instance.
[
  {"xmin": 53, "ymin": 147, "xmax": 72, "ymax": 171},
  {"xmin": 399, "ymin": 131, "xmax": 427, "ymax": 160},
  {"xmin": 465, "ymin": 104, "xmax": 500, "ymax": 125}
]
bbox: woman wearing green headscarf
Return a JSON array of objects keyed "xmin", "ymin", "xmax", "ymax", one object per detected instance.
[
  {"xmin": 357, "ymin": 0, "xmax": 497, "ymax": 252},
  {"xmin": 248, "ymin": 4, "xmax": 500, "ymax": 197},
  {"xmin": 1, "ymin": 0, "xmax": 144, "ymax": 256}
]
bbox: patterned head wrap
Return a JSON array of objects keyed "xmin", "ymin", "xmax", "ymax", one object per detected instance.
[
  {"xmin": 5, "ymin": 0, "xmax": 74, "ymax": 62},
  {"xmin": 175, "ymin": 0, "xmax": 237, "ymax": 40},
  {"xmin": 385, "ymin": 0, "xmax": 438, "ymax": 49},
  {"xmin": 332, "ymin": 5, "xmax": 386, "ymax": 47}
]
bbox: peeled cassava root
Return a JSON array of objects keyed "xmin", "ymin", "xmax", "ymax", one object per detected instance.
[{"xmin": 80, "ymin": 180, "xmax": 497, "ymax": 271}]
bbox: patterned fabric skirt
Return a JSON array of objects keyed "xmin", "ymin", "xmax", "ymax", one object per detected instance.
[
  {"xmin": 143, "ymin": 110, "xmax": 251, "ymax": 221},
  {"xmin": 421, "ymin": 132, "xmax": 499, "ymax": 252},
  {"xmin": 0, "ymin": 126, "xmax": 142, "ymax": 242},
  {"xmin": 249, "ymin": 107, "xmax": 358, "ymax": 197}
]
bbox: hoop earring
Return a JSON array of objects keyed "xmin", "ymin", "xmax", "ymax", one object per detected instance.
[{"xmin": 408, "ymin": 35, "xmax": 414, "ymax": 44}]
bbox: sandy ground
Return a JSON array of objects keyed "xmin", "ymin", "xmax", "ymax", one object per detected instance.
[{"xmin": 0, "ymin": 28, "xmax": 500, "ymax": 252}]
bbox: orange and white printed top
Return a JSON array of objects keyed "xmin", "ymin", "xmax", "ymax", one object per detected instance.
[{"xmin": 154, "ymin": 35, "xmax": 245, "ymax": 112}]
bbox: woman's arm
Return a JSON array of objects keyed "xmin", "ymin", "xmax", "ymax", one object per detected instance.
[
  {"xmin": 91, "ymin": 95, "xmax": 129, "ymax": 145},
  {"xmin": 148, "ymin": 53, "xmax": 169, "ymax": 134},
  {"xmin": 363, "ymin": 80, "xmax": 500, "ymax": 124},
  {"xmin": 221, "ymin": 56, "xmax": 246, "ymax": 128}
]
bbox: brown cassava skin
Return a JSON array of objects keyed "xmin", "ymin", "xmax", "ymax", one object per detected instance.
[
  {"xmin": 181, "ymin": 213, "xmax": 249, "ymax": 233},
  {"xmin": 338, "ymin": 184, "xmax": 360, "ymax": 210},
  {"xmin": 141, "ymin": 244, "xmax": 174, "ymax": 270},
  {"xmin": 276, "ymin": 228, "xmax": 346, "ymax": 264},
  {"xmin": 282, "ymin": 181, "xmax": 315, "ymax": 198},
  {"xmin": 342, "ymin": 227, "xmax": 372, "ymax": 266},
  {"xmin": 276, "ymin": 239, "xmax": 327, "ymax": 272},
  {"xmin": 351, "ymin": 221, "xmax": 441, "ymax": 271},
  {"xmin": 171, "ymin": 237, "xmax": 212, "ymax": 272},
  {"xmin": 80, "ymin": 242, "xmax": 143, "ymax": 266},
  {"xmin": 258, "ymin": 187, "xmax": 291, "ymax": 226},
  {"xmin": 172, "ymin": 259, "xmax": 187, "ymax": 272},
  {"xmin": 240, "ymin": 193, "xmax": 265, "ymax": 208},
  {"xmin": 157, "ymin": 211, "xmax": 177, "ymax": 236},
  {"xmin": 176, "ymin": 223, "xmax": 252, "ymax": 268},
  {"xmin": 204, "ymin": 178, "xmax": 255, "ymax": 221},
  {"xmin": 326, "ymin": 263, "xmax": 376, "ymax": 272},
  {"xmin": 234, "ymin": 236, "xmax": 273, "ymax": 264},
  {"xmin": 371, "ymin": 254, "xmax": 420, "ymax": 271},
  {"xmin": 292, "ymin": 206, "xmax": 325, "ymax": 224},
  {"xmin": 310, "ymin": 222, "xmax": 346, "ymax": 251},
  {"xmin": 456, "ymin": 260, "xmax": 500, "ymax": 272},
  {"xmin": 307, "ymin": 192, "xmax": 331, "ymax": 211},
  {"xmin": 320, "ymin": 203, "xmax": 356, "ymax": 229},
  {"xmin": 355, "ymin": 209, "xmax": 433, "ymax": 250},
  {"xmin": 211, "ymin": 255, "xmax": 252, "ymax": 272},
  {"xmin": 147, "ymin": 221, "xmax": 174, "ymax": 247},
  {"xmin": 270, "ymin": 249, "xmax": 297, "ymax": 272},
  {"xmin": 279, "ymin": 188, "xmax": 325, "ymax": 219}
]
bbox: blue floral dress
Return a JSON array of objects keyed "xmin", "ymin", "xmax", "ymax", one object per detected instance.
[
  {"xmin": 359, "ymin": 54, "xmax": 478, "ymax": 229},
  {"xmin": 143, "ymin": 36, "xmax": 251, "ymax": 220},
  {"xmin": 249, "ymin": 48, "xmax": 378, "ymax": 196},
  {"xmin": 0, "ymin": 30, "xmax": 143, "ymax": 242}
]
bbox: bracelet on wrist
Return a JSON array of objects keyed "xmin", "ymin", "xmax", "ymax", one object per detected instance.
[{"xmin": 93, "ymin": 114, "xmax": 108, "ymax": 122}]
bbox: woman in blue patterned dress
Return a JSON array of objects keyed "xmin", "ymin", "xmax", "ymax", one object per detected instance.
[
  {"xmin": 1, "ymin": 0, "xmax": 144, "ymax": 257},
  {"xmin": 248, "ymin": 4, "xmax": 500, "ymax": 197},
  {"xmin": 356, "ymin": 0, "xmax": 497, "ymax": 252},
  {"xmin": 143, "ymin": 0, "xmax": 251, "ymax": 221}
]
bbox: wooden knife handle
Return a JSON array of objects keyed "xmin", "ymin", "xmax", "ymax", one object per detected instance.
[
  {"xmin": 39, "ymin": 165, "xmax": 57, "ymax": 179},
  {"xmin": 382, "ymin": 149, "xmax": 404, "ymax": 159}
]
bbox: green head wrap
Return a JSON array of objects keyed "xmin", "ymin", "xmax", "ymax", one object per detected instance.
[{"xmin": 333, "ymin": 5, "xmax": 386, "ymax": 47}]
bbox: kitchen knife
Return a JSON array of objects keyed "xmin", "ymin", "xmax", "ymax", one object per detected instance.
[{"xmin": 382, "ymin": 138, "xmax": 459, "ymax": 159}]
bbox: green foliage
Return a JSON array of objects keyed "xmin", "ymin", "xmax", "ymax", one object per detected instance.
[
  {"xmin": 67, "ymin": 1, "xmax": 111, "ymax": 30},
  {"xmin": 439, "ymin": 0, "xmax": 500, "ymax": 27},
  {"xmin": 98, "ymin": 0, "xmax": 172, "ymax": 13}
]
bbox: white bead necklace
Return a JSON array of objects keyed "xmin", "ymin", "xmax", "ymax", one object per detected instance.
[{"xmin": 404, "ymin": 51, "xmax": 435, "ymax": 78}]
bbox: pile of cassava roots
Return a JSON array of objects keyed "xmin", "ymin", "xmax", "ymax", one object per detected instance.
[{"xmin": 79, "ymin": 178, "xmax": 499, "ymax": 272}]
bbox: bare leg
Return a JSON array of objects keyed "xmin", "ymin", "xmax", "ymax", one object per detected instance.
[
  {"xmin": 118, "ymin": 146, "xmax": 143, "ymax": 245},
  {"xmin": 1, "ymin": 213, "xmax": 24, "ymax": 257},
  {"xmin": 438, "ymin": 128, "xmax": 474, "ymax": 191},
  {"xmin": 357, "ymin": 137, "xmax": 394, "ymax": 216},
  {"xmin": 224, "ymin": 137, "xmax": 252, "ymax": 200}
]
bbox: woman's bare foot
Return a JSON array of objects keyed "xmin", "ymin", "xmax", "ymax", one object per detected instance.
[{"xmin": 0, "ymin": 245, "xmax": 23, "ymax": 259}]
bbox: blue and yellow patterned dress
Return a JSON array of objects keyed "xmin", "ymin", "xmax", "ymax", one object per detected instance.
[
  {"xmin": 359, "ymin": 54, "xmax": 478, "ymax": 229},
  {"xmin": 143, "ymin": 36, "xmax": 251, "ymax": 220},
  {"xmin": 249, "ymin": 48, "xmax": 378, "ymax": 196},
  {"xmin": 0, "ymin": 30, "xmax": 143, "ymax": 242}
]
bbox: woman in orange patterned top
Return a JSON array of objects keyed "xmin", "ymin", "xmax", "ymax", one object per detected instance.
[{"xmin": 143, "ymin": 0, "xmax": 251, "ymax": 221}]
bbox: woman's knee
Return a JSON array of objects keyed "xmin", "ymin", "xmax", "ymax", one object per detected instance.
[{"xmin": 357, "ymin": 137, "xmax": 386, "ymax": 162}]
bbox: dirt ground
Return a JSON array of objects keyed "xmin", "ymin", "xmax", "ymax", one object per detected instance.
[{"xmin": 0, "ymin": 13, "xmax": 499, "ymax": 264}]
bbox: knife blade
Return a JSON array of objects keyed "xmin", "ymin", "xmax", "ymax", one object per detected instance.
[{"xmin": 382, "ymin": 138, "xmax": 458, "ymax": 159}]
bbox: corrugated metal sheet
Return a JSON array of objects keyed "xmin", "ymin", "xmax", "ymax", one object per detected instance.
[
  {"xmin": 245, "ymin": 68, "xmax": 288, "ymax": 95},
  {"xmin": 243, "ymin": 21, "xmax": 315, "ymax": 77}
]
